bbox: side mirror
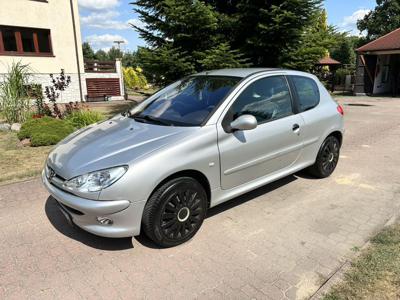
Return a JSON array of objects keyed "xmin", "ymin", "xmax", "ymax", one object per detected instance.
[{"xmin": 230, "ymin": 114, "xmax": 257, "ymax": 132}]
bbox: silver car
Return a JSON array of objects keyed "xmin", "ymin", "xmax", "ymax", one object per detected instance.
[{"xmin": 42, "ymin": 68, "xmax": 344, "ymax": 247}]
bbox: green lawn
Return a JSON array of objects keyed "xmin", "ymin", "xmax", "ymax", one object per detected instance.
[
  {"xmin": 323, "ymin": 224, "xmax": 400, "ymax": 299},
  {"xmin": 0, "ymin": 131, "xmax": 52, "ymax": 185}
]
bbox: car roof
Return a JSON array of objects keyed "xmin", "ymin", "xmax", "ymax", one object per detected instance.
[{"xmin": 194, "ymin": 68, "xmax": 282, "ymax": 78}]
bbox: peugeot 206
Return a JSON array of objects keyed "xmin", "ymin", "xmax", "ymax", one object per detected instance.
[{"xmin": 43, "ymin": 69, "xmax": 344, "ymax": 247}]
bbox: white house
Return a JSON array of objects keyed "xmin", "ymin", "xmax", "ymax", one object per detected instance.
[{"xmin": 0, "ymin": 0, "xmax": 124, "ymax": 102}]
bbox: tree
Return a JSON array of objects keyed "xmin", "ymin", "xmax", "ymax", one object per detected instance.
[
  {"xmin": 137, "ymin": 45, "xmax": 195, "ymax": 85},
  {"xmin": 282, "ymin": 9, "xmax": 336, "ymax": 71},
  {"xmin": 82, "ymin": 42, "xmax": 96, "ymax": 60},
  {"xmin": 197, "ymin": 43, "xmax": 249, "ymax": 70},
  {"xmin": 95, "ymin": 49, "xmax": 108, "ymax": 61},
  {"xmin": 131, "ymin": 0, "xmax": 250, "ymax": 83},
  {"xmin": 358, "ymin": 0, "xmax": 400, "ymax": 41},
  {"xmin": 232, "ymin": 0, "xmax": 324, "ymax": 67},
  {"xmin": 108, "ymin": 47, "xmax": 124, "ymax": 61},
  {"xmin": 330, "ymin": 35, "xmax": 360, "ymax": 66},
  {"xmin": 122, "ymin": 51, "xmax": 139, "ymax": 68},
  {"xmin": 131, "ymin": 0, "xmax": 324, "ymax": 83}
]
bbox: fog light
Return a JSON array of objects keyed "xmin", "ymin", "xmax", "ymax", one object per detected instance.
[{"xmin": 96, "ymin": 216, "xmax": 113, "ymax": 226}]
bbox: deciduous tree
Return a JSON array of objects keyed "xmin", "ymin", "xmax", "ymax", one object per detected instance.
[{"xmin": 358, "ymin": 0, "xmax": 400, "ymax": 41}]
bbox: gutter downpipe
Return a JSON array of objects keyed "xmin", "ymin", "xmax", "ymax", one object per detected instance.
[{"xmin": 69, "ymin": 0, "xmax": 84, "ymax": 102}]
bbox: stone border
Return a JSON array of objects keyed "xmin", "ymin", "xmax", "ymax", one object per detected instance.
[{"xmin": 310, "ymin": 213, "xmax": 400, "ymax": 299}]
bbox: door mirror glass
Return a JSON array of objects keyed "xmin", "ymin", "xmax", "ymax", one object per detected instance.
[{"xmin": 230, "ymin": 114, "xmax": 258, "ymax": 131}]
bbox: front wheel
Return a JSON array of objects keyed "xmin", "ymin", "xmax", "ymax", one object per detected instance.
[
  {"xmin": 308, "ymin": 136, "xmax": 341, "ymax": 178},
  {"xmin": 142, "ymin": 177, "xmax": 208, "ymax": 247}
]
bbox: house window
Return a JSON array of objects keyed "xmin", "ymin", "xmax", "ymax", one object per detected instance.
[
  {"xmin": 0, "ymin": 26, "xmax": 53, "ymax": 56},
  {"xmin": 3, "ymin": 29, "xmax": 17, "ymax": 52}
]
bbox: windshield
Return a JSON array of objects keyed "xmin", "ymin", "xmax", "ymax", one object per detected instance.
[{"xmin": 130, "ymin": 76, "xmax": 241, "ymax": 126}]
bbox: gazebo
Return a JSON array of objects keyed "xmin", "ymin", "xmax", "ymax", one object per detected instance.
[{"xmin": 314, "ymin": 57, "xmax": 342, "ymax": 92}]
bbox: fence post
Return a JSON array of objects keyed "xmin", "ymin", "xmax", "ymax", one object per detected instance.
[{"xmin": 116, "ymin": 59, "xmax": 125, "ymax": 99}]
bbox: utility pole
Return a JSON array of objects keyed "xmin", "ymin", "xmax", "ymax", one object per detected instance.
[{"xmin": 113, "ymin": 40, "xmax": 125, "ymax": 51}]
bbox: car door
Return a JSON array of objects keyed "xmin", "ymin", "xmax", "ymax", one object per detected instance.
[
  {"xmin": 288, "ymin": 75, "xmax": 325, "ymax": 161},
  {"xmin": 217, "ymin": 75, "xmax": 304, "ymax": 190}
]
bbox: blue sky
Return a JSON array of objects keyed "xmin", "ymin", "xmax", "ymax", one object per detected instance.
[{"xmin": 78, "ymin": 0, "xmax": 377, "ymax": 52}]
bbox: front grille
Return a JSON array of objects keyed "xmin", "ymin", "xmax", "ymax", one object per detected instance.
[{"xmin": 46, "ymin": 165, "xmax": 68, "ymax": 192}]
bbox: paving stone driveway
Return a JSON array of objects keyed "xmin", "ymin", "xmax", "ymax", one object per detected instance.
[{"xmin": 1, "ymin": 97, "xmax": 400, "ymax": 300}]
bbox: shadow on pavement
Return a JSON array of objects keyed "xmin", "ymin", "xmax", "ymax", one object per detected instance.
[
  {"xmin": 294, "ymin": 169, "xmax": 320, "ymax": 180},
  {"xmin": 135, "ymin": 175, "xmax": 298, "ymax": 249},
  {"xmin": 45, "ymin": 196, "xmax": 134, "ymax": 251},
  {"xmin": 45, "ymin": 175, "xmax": 298, "ymax": 250},
  {"xmin": 207, "ymin": 175, "xmax": 297, "ymax": 218}
]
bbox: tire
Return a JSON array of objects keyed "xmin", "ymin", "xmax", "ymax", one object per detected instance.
[
  {"xmin": 308, "ymin": 136, "xmax": 341, "ymax": 178},
  {"xmin": 142, "ymin": 177, "xmax": 208, "ymax": 247}
]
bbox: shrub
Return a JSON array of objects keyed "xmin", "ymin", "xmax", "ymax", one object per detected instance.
[
  {"xmin": 123, "ymin": 67, "xmax": 148, "ymax": 90},
  {"xmin": 18, "ymin": 116, "xmax": 74, "ymax": 147},
  {"xmin": 65, "ymin": 110, "xmax": 105, "ymax": 129},
  {"xmin": 0, "ymin": 62, "xmax": 32, "ymax": 124}
]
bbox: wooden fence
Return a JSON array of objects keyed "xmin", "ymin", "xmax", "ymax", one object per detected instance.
[{"xmin": 84, "ymin": 60, "xmax": 116, "ymax": 73}]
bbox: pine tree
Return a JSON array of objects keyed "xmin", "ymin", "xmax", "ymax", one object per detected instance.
[
  {"xmin": 131, "ymin": 0, "xmax": 249, "ymax": 83},
  {"xmin": 233, "ymin": 0, "xmax": 324, "ymax": 67},
  {"xmin": 131, "ymin": 0, "xmax": 325, "ymax": 82},
  {"xmin": 281, "ymin": 9, "xmax": 336, "ymax": 71}
]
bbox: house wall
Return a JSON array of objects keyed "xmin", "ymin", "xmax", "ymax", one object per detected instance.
[
  {"xmin": 373, "ymin": 55, "xmax": 391, "ymax": 95},
  {"xmin": 0, "ymin": 0, "xmax": 84, "ymax": 74}
]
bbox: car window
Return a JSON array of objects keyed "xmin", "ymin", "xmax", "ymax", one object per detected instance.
[
  {"xmin": 291, "ymin": 76, "xmax": 320, "ymax": 112},
  {"xmin": 131, "ymin": 76, "xmax": 241, "ymax": 126},
  {"xmin": 230, "ymin": 76, "xmax": 293, "ymax": 123}
]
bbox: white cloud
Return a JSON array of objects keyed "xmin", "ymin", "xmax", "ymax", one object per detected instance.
[
  {"xmin": 85, "ymin": 34, "xmax": 128, "ymax": 50},
  {"xmin": 80, "ymin": 10, "xmax": 144, "ymax": 30},
  {"xmin": 78, "ymin": 0, "xmax": 120, "ymax": 11},
  {"xmin": 339, "ymin": 9, "xmax": 371, "ymax": 35},
  {"xmin": 81, "ymin": 11, "xmax": 138, "ymax": 30}
]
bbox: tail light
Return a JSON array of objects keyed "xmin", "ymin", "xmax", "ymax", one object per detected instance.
[{"xmin": 337, "ymin": 105, "xmax": 344, "ymax": 116}]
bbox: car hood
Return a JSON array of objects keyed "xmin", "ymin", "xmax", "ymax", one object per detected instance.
[{"xmin": 47, "ymin": 115, "xmax": 196, "ymax": 179}]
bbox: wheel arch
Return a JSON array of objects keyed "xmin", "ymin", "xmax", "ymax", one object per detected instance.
[
  {"xmin": 149, "ymin": 170, "xmax": 212, "ymax": 208},
  {"xmin": 327, "ymin": 130, "xmax": 343, "ymax": 146}
]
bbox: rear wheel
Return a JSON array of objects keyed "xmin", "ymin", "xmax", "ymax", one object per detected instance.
[
  {"xmin": 308, "ymin": 136, "xmax": 340, "ymax": 178},
  {"xmin": 142, "ymin": 177, "xmax": 208, "ymax": 247}
]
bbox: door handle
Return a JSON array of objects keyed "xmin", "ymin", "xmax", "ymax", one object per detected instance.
[{"xmin": 292, "ymin": 124, "xmax": 300, "ymax": 131}]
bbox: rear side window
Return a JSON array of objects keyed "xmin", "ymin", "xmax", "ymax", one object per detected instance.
[{"xmin": 291, "ymin": 76, "xmax": 320, "ymax": 112}]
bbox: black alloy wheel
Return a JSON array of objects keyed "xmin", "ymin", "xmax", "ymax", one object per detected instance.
[{"xmin": 308, "ymin": 136, "xmax": 341, "ymax": 178}]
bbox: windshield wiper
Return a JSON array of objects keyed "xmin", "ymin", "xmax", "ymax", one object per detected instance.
[
  {"xmin": 131, "ymin": 114, "xmax": 172, "ymax": 126},
  {"xmin": 122, "ymin": 110, "xmax": 132, "ymax": 117}
]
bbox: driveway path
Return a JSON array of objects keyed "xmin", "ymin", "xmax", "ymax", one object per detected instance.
[{"xmin": 1, "ymin": 97, "xmax": 399, "ymax": 299}]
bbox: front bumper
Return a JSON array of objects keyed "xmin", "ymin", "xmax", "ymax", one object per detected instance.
[{"xmin": 42, "ymin": 171, "xmax": 146, "ymax": 238}]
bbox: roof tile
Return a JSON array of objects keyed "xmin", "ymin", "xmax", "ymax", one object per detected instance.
[{"xmin": 357, "ymin": 28, "xmax": 400, "ymax": 52}]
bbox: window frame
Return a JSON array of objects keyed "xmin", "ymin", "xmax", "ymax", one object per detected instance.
[
  {"xmin": 0, "ymin": 25, "xmax": 53, "ymax": 57},
  {"xmin": 287, "ymin": 75, "xmax": 320, "ymax": 113},
  {"xmin": 221, "ymin": 74, "xmax": 297, "ymax": 130}
]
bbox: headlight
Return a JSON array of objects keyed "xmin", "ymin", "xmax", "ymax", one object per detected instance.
[{"xmin": 63, "ymin": 166, "xmax": 128, "ymax": 193}]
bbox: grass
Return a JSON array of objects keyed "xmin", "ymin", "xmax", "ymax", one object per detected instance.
[
  {"xmin": 323, "ymin": 224, "xmax": 400, "ymax": 300},
  {"xmin": 0, "ymin": 131, "xmax": 51, "ymax": 185},
  {"xmin": 87, "ymin": 100, "xmax": 138, "ymax": 118},
  {"xmin": 0, "ymin": 100, "xmax": 143, "ymax": 185}
]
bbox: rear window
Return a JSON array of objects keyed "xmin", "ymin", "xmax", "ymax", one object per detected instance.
[{"xmin": 291, "ymin": 76, "xmax": 320, "ymax": 112}]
